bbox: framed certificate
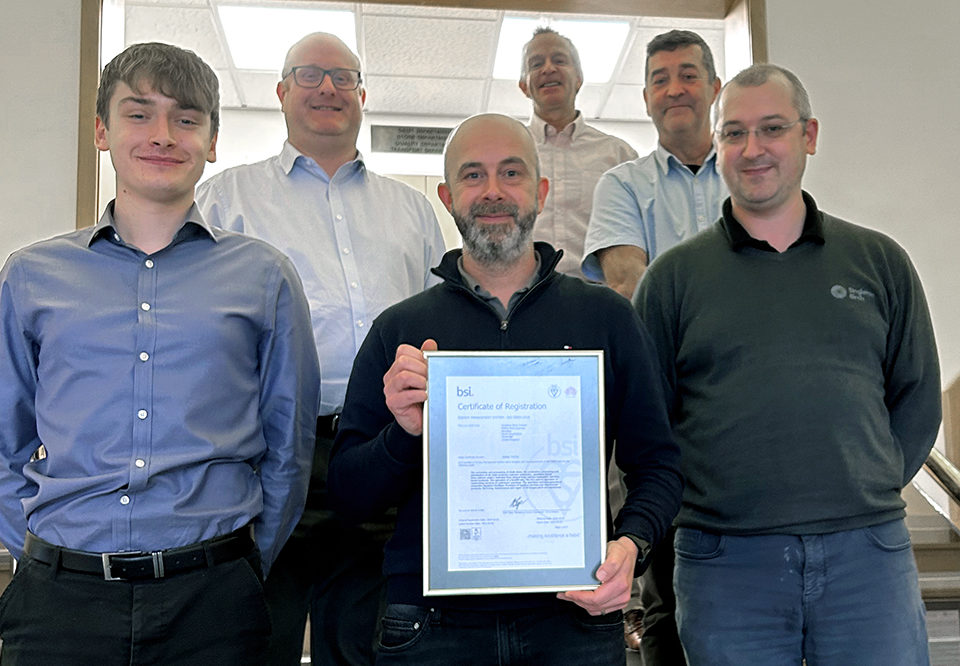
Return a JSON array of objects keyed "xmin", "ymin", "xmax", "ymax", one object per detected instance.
[{"xmin": 422, "ymin": 350, "xmax": 606, "ymax": 596}]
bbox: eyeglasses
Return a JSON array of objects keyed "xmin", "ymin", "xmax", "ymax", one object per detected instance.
[
  {"xmin": 716, "ymin": 118, "xmax": 806, "ymax": 145},
  {"xmin": 283, "ymin": 66, "xmax": 362, "ymax": 91}
]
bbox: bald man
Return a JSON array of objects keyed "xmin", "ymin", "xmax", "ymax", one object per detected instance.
[
  {"xmin": 196, "ymin": 33, "xmax": 446, "ymax": 665},
  {"xmin": 328, "ymin": 114, "xmax": 681, "ymax": 665}
]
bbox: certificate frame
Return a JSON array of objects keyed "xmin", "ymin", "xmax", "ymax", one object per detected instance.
[{"xmin": 422, "ymin": 350, "xmax": 606, "ymax": 596}]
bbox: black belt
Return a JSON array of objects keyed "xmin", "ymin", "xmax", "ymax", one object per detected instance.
[
  {"xmin": 23, "ymin": 526, "xmax": 254, "ymax": 582},
  {"xmin": 317, "ymin": 413, "xmax": 340, "ymax": 439}
]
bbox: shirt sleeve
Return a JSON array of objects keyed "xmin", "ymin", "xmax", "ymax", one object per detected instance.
[
  {"xmin": 0, "ymin": 257, "xmax": 42, "ymax": 558},
  {"xmin": 419, "ymin": 198, "xmax": 446, "ymax": 289},
  {"xmin": 581, "ymin": 168, "xmax": 649, "ymax": 282},
  {"xmin": 253, "ymin": 256, "xmax": 321, "ymax": 573},
  {"xmin": 883, "ymin": 249, "xmax": 942, "ymax": 484}
]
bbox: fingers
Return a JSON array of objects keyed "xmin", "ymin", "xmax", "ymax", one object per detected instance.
[
  {"xmin": 382, "ymin": 340, "xmax": 438, "ymax": 436},
  {"xmin": 557, "ymin": 537, "xmax": 638, "ymax": 615}
]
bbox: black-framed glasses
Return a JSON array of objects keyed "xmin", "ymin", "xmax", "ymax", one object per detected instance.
[
  {"xmin": 283, "ymin": 66, "xmax": 362, "ymax": 90},
  {"xmin": 716, "ymin": 118, "xmax": 807, "ymax": 145}
]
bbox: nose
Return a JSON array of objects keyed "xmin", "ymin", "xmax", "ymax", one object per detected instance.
[
  {"xmin": 149, "ymin": 116, "xmax": 175, "ymax": 147},
  {"xmin": 665, "ymin": 77, "xmax": 684, "ymax": 97},
  {"xmin": 741, "ymin": 129, "xmax": 765, "ymax": 159},
  {"xmin": 316, "ymin": 71, "xmax": 338, "ymax": 93},
  {"xmin": 480, "ymin": 176, "xmax": 506, "ymax": 201}
]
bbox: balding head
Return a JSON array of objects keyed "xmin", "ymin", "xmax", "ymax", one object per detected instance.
[
  {"xmin": 282, "ymin": 32, "xmax": 360, "ymax": 77},
  {"xmin": 443, "ymin": 114, "xmax": 540, "ymax": 185}
]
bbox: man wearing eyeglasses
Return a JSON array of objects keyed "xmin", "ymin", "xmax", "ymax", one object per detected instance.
[
  {"xmin": 518, "ymin": 27, "xmax": 637, "ymax": 280},
  {"xmin": 634, "ymin": 64, "xmax": 940, "ymax": 665},
  {"xmin": 196, "ymin": 32, "xmax": 446, "ymax": 666},
  {"xmin": 581, "ymin": 30, "xmax": 726, "ymax": 663}
]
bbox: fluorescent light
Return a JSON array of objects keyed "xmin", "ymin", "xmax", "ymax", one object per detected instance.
[
  {"xmin": 494, "ymin": 16, "xmax": 630, "ymax": 84},
  {"xmin": 218, "ymin": 5, "xmax": 356, "ymax": 72}
]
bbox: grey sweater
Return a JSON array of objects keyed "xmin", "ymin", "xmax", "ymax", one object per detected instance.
[{"xmin": 635, "ymin": 193, "xmax": 941, "ymax": 535}]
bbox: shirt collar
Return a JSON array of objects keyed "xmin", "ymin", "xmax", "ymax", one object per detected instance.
[
  {"xmin": 88, "ymin": 200, "xmax": 217, "ymax": 248},
  {"xmin": 279, "ymin": 140, "xmax": 366, "ymax": 180},
  {"xmin": 456, "ymin": 252, "xmax": 542, "ymax": 299},
  {"xmin": 720, "ymin": 190, "xmax": 826, "ymax": 252},
  {"xmin": 528, "ymin": 111, "xmax": 583, "ymax": 142},
  {"xmin": 654, "ymin": 142, "xmax": 719, "ymax": 175}
]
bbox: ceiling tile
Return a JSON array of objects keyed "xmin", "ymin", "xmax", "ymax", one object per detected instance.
[
  {"xmin": 363, "ymin": 16, "xmax": 498, "ymax": 78},
  {"xmin": 603, "ymin": 84, "xmax": 648, "ymax": 121},
  {"xmin": 364, "ymin": 75, "xmax": 483, "ymax": 117},
  {"xmin": 234, "ymin": 71, "xmax": 284, "ymax": 109},
  {"xmin": 124, "ymin": 6, "xmax": 228, "ymax": 69},
  {"xmin": 486, "ymin": 79, "xmax": 531, "ymax": 119}
]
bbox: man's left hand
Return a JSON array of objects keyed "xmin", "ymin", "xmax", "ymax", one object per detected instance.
[{"xmin": 557, "ymin": 536, "xmax": 638, "ymax": 615}]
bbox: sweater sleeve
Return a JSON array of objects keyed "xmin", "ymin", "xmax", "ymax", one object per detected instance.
[
  {"xmin": 327, "ymin": 321, "xmax": 424, "ymax": 521},
  {"xmin": 608, "ymin": 300, "xmax": 683, "ymax": 555},
  {"xmin": 882, "ymin": 248, "xmax": 941, "ymax": 485}
]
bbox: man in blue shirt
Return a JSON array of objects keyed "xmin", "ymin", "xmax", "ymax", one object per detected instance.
[
  {"xmin": 0, "ymin": 42, "xmax": 320, "ymax": 665},
  {"xmin": 196, "ymin": 32, "xmax": 445, "ymax": 666}
]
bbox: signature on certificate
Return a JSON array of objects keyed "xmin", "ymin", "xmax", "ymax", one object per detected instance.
[{"xmin": 509, "ymin": 496, "xmax": 526, "ymax": 510}]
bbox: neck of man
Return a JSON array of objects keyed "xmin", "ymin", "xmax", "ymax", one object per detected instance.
[
  {"xmin": 289, "ymin": 133, "xmax": 360, "ymax": 179},
  {"xmin": 732, "ymin": 191, "xmax": 807, "ymax": 253},
  {"xmin": 111, "ymin": 191, "xmax": 193, "ymax": 255},
  {"xmin": 537, "ymin": 106, "xmax": 577, "ymax": 133},
  {"xmin": 660, "ymin": 128, "xmax": 715, "ymax": 166},
  {"xmin": 462, "ymin": 246, "xmax": 539, "ymax": 311}
]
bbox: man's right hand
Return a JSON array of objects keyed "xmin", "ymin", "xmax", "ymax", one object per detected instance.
[{"xmin": 383, "ymin": 339, "xmax": 438, "ymax": 435}]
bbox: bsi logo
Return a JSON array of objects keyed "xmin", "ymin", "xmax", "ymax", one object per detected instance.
[{"xmin": 456, "ymin": 386, "xmax": 473, "ymax": 397}]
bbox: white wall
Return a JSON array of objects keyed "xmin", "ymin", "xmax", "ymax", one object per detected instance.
[
  {"xmin": 765, "ymin": 0, "xmax": 960, "ymax": 385},
  {"xmin": 0, "ymin": 1, "xmax": 81, "ymax": 262}
]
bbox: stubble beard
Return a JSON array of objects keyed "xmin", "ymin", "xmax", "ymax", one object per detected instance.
[{"xmin": 454, "ymin": 202, "xmax": 536, "ymax": 268}]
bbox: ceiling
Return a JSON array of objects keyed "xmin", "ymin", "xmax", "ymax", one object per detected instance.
[{"xmin": 117, "ymin": 0, "xmax": 726, "ymax": 123}]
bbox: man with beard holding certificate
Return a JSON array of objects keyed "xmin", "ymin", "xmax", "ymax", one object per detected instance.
[{"xmin": 328, "ymin": 113, "xmax": 681, "ymax": 665}]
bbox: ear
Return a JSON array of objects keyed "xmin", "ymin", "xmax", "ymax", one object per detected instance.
[
  {"xmin": 206, "ymin": 131, "xmax": 218, "ymax": 164},
  {"xmin": 437, "ymin": 182, "xmax": 454, "ymax": 214},
  {"xmin": 94, "ymin": 116, "xmax": 110, "ymax": 152},
  {"xmin": 642, "ymin": 87, "xmax": 650, "ymax": 115},
  {"xmin": 518, "ymin": 78, "xmax": 531, "ymax": 100},
  {"xmin": 574, "ymin": 74, "xmax": 583, "ymax": 94},
  {"xmin": 359, "ymin": 87, "xmax": 367, "ymax": 108},
  {"xmin": 803, "ymin": 117, "xmax": 819, "ymax": 155},
  {"xmin": 276, "ymin": 80, "xmax": 287, "ymax": 106},
  {"xmin": 536, "ymin": 176, "xmax": 549, "ymax": 214},
  {"xmin": 710, "ymin": 77, "xmax": 722, "ymax": 102}
]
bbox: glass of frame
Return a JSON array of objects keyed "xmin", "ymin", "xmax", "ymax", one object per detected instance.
[{"xmin": 422, "ymin": 350, "xmax": 606, "ymax": 596}]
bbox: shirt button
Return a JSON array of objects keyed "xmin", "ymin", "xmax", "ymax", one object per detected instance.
[
  {"xmin": 144, "ymin": 259, "xmax": 154, "ymax": 268},
  {"xmin": 356, "ymin": 320, "xmax": 364, "ymax": 328},
  {"xmin": 342, "ymin": 247, "xmax": 350, "ymax": 255},
  {"xmin": 135, "ymin": 459, "xmax": 145, "ymax": 468},
  {"xmin": 139, "ymin": 352, "xmax": 149, "ymax": 362},
  {"xmin": 113, "ymin": 233, "xmax": 121, "ymax": 242},
  {"xmin": 350, "ymin": 281, "xmax": 358, "ymax": 289},
  {"xmin": 336, "ymin": 214, "xmax": 343, "ymax": 221},
  {"xmin": 141, "ymin": 302, "xmax": 151, "ymax": 311},
  {"xmin": 137, "ymin": 409, "xmax": 148, "ymax": 420},
  {"xmin": 120, "ymin": 495, "xmax": 130, "ymax": 505}
]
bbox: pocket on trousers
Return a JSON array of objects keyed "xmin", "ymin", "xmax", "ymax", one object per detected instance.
[
  {"xmin": 378, "ymin": 604, "xmax": 431, "ymax": 652},
  {"xmin": 573, "ymin": 608, "xmax": 623, "ymax": 632},
  {"xmin": 674, "ymin": 527, "xmax": 724, "ymax": 560},
  {"xmin": 864, "ymin": 519, "xmax": 912, "ymax": 552}
]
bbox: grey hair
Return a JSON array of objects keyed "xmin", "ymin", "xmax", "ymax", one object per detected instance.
[{"xmin": 519, "ymin": 26, "xmax": 583, "ymax": 82}]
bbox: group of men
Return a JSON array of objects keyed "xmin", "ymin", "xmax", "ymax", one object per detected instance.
[{"xmin": 0, "ymin": 20, "xmax": 940, "ymax": 666}]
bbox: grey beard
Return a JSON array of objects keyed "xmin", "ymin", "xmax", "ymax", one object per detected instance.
[{"xmin": 454, "ymin": 202, "xmax": 536, "ymax": 268}]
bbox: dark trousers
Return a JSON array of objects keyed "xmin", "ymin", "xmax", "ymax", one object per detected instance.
[
  {"xmin": 376, "ymin": 603, "xmax": 625, "ymax": 665},
  {"xmin": 0, "ymin": 547, "xmax": 270, "ymax": 665},
  {"xmin": 264, "ymin": 430, "xmax": 388, "ymax": 665},
  {"xmin": 640, "ymin": 526, "xmax": 686, "ymax": 665}
]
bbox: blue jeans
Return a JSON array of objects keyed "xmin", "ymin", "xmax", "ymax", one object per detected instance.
[
  {"xmin": 673, "ymin": 520, "xmax": 929, "ymax": 665},
  {"xmin": 375, "ymin": 603, "xmax": 625, "ymax": 665}
]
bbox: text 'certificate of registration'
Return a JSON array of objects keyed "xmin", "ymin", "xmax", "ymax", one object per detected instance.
[{"xmin": 422, "ymin": 351, "xmax": 606, "ymax": 596}]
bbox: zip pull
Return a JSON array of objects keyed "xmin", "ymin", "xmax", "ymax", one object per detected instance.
[{"xmin": 500, "ymin": 320, "xmax": 508, "ymax": 331}]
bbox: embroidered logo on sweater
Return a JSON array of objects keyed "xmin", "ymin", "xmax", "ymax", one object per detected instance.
[{"xmin": 830, "ymin": 284, "xmax": 875, "ymax": 301}]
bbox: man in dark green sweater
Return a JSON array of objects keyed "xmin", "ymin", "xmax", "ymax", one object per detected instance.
[{"xmin": 635, "ymin": 64, "xmax": 941, "ymax": 665}]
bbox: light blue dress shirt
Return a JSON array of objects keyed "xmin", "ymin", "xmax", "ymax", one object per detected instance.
[
  {"xmin": 0, "ymin": 203, "xmax": 321, "ymax": 571},
  {"xmin": 581, "ymin": 144, "xmax": 728, "ymax": 281},
  {"xmin": 196, "ymin": 142, "xmax": 446, "ymax": 415}
]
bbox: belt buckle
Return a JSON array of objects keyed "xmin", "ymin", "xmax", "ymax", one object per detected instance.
[{"xmin": 101, "ymin": 551, "xmax": 164, "ymax": 581}]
